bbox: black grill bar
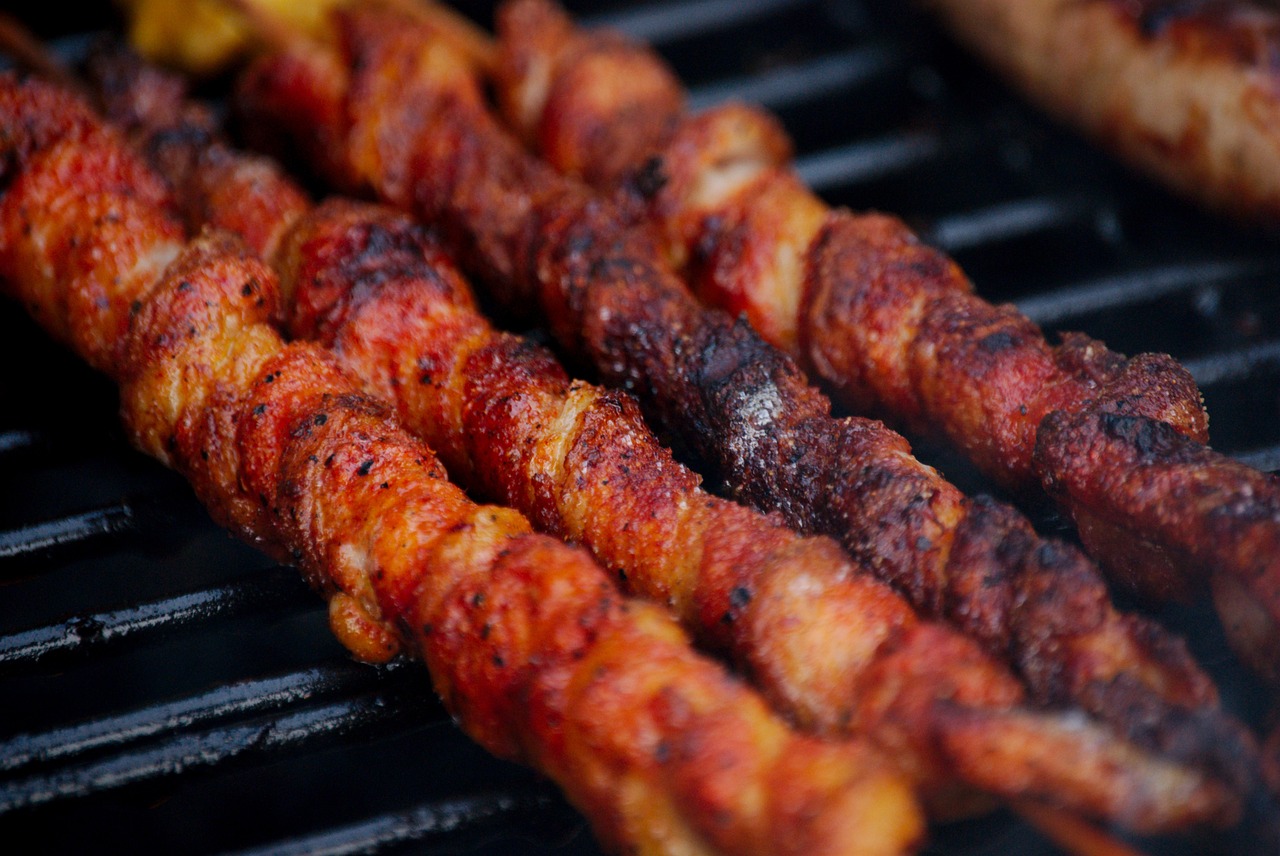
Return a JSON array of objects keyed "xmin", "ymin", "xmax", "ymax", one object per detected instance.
[
  {"xmin": 586, "ymin": 0, "xmax": 814, "ymax": 44},
  {"xmin": 796, "ymin": 131, "xmax": 942, "ymax": 192},
  {"xmin": 1180, "ymin": 340, "xmax": 1280, "ymax": 388},
  {"xmin": 226, "ymin": 789, "xmax": 575, "ymax": 856},
  {"xmin": 0, "ymin": 428, "xmax": 41, "ymax": 458},
  {"xmin": 922, "ymin": 193, "xmax": 1117, "ymax": 254},
  {"xmin": 1017, "ymin": 259, "xmax": 1280, "ymax": 328},
  {"xmin": 1234, "ymin": 445, "xmax": 1280, "ymax": 473},
  {"xmin": 0, "ymin": 659, "xmax": 401, "ymax": 775},
  {"xmin": 0, "ymin": 675, "xmax": 438, "ymax": 814},
  {"xmin": 0, "ymin": 566, "xmax": 309, "ymax": 675},
  {"xmin": 0, "ymin": 488, "xmax": 203, "ymax": 576},
  {"xmin": 685, "ymin": 45, "xmax": 898, "ymax": 113},
  {"xmin": 0, "ymin": 425, "xmax": 127, "ymax": 470},
  {"xmin": 0, "ymin": 501, "xmax": 138, "ymax": 563}
]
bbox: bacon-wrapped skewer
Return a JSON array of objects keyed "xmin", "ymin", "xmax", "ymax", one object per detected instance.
[
  {"xmin": 369, "ymin": 0, "xmax": 1280, "ymax": 744},
  {"xmin": 75, "ymin": 35, "xmax": 1268, "ymax": 843},
  {"xmin": 105, "ymin": 4, "xmax": 1280, "ymax": 842},
  {"xmin": 483, "ymin": 0, "xmax": 1280, "ymax": 684},
  {"xmin": 227, "ymin": 0, "xmax": 1275, "ymax": 792},
  {"xmin": 194, "ymin": 12, "xmax": 1280, "ymax": 820},
  {"xmin": 0, "ymin": 71, "xmax": 939, "ymax": 856}
]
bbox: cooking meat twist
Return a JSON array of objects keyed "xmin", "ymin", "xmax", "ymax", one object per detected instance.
[
  {"xmin": 485, "ymin": 0, "xmax": 1280, "ymax": 685},
  {"xmin": 78, "ymin": 34, "xmax": 1269, "ymax": 841},
  {"xmin": 0, "ymin": 71, "xmax": 933, "ymax": 856},
  {"xmin": 165, "ymin": 4, "xmax": 1280, "ymax": 841}
]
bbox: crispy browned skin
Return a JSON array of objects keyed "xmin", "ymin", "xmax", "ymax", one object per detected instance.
[
  {"xmin": 924, "ymin": 0, "xmax": 1280, "ymax": 226},
  {"xmin": 81, "ymin": 37, "xmax": 1265, "ymax": 835},
  {"xmin": 487, "ymin": 0, "xmax": 1280, "ymax": 684},
  {"xmin": 214, "ymin": 8, "xmax": 1280, "ymax": 838},
  {"xmin": 0, "ymin": 72, "xmax": 937, "ymax": 856}
]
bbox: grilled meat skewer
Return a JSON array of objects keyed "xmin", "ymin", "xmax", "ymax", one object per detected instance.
[
  {"xmin": 462, "ymin": 0, "xmax": 1280, "ymax": 725},
  {"xmin": 217, "ymin": 0, "xmax": 1275, "ymax": 812},
  {"xmin": 0, "ymin": 71, "xmax": 931, "ymax": 856},
  {"xmin": 76, "ymin": 32, "xmax": 1267, "ymax": 841},
  {"xmin": 189, "ymin": 4, "xmax": 1280, "ymax": 838},
  {"xmin": 484, "ymin": 0, "xmax": 1280, "ymax": 684}
]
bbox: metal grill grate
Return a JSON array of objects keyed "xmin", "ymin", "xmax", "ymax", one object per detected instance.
[{"xmin": 2, "ymin": 1, "xmax": 1277, "ymax": 853}]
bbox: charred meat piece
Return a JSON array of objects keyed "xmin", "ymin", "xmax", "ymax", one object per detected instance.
[{"xmin": 210, "ymin": 7, "xmax": 1277, "ymax": 833}]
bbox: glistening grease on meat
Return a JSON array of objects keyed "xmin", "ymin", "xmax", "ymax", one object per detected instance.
[
  {"xmin": 87, "ymin": 41, "xmax": 1249, "ymax": 836},
  {"xmin": 204, "ymin": 7, "xmax": 1275, "ymax": 838}
]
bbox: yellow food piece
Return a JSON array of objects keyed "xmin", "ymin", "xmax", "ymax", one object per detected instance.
[{"xmin": 119, "ymin": 0, "xmax": 347, "ymax": 76}]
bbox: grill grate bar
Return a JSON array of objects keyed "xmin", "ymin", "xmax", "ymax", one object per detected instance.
[
  {"xmin": 586, "ymin": 0, "xmax": 815, "ymax": 44},
  {"xmin": 0, "ymin": 682, "xmax": 435, "ymax": 814},
  {"xmin": 1233, "ymin": 444, "xmax": 1280, "ymax": 474},
  {"xmin": 0, "ymin": 488, "xmax": 203, "ymax": 570},
  {"xmin": 0, "ymin": 566, "xmax": 309, "ymax": 675},
  {"xmin": 797, "ymin": 131, "xmax": 942, "ymax": 192},
  {"xmin": 1017, "ymin": 258, "xmax": 1280, "ymax": 327},
  {"xmin": 922, "ymin": 193, "xmax": 1118, "ymax": 253},
  {"xmin": 0, "ymin": 502, "xmax": 137, "ymax": 562},
  {"xmin": 0, "ymin": 659, "xmax": 403, "ymax": 775},
  {"xmin": 685, "ymin": 46, "xmax": 898, "ymax": 113},
  {"xmin": 1180, "ymin": 339, "xmax": 1280, "ymax": 387},
  {"xmin": 0, "ymin": 428, "xmax": 41, "ymax": 458},
  {"xmin": 0, "ymin": 426, "xmax": 125, "ymax": 469},
  {"xmin": 225, "ymin": 789, "xmax": 571, "ymax": 856}
]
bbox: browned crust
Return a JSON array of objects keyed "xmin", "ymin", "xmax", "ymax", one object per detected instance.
[{"xmin": 111, "ymin": 58, "xmax": 1023, "ymax": 800}]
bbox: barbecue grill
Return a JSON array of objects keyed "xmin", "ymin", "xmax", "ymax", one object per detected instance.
[{"xmin": 3, "ymin": 1, "xmax": 1278, "ymax": 853}]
